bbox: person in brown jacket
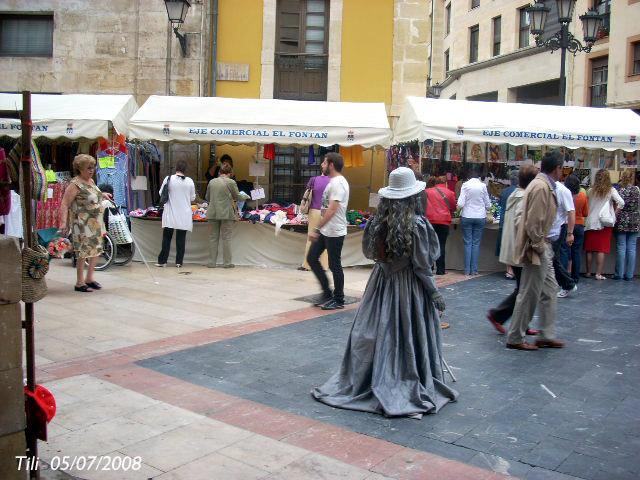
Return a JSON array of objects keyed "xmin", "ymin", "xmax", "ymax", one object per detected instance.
[{"xmin": 506, "ymin": 151, "xmax": 566, "ymax": 351}]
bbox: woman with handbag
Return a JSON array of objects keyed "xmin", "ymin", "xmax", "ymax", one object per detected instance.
[
  {"xmin": 155, "ymin": 160, "xmax": 196, "ymax": 268},
  {"xmin": 584, "ymin": 169, "xmax": 624, "ymax": 280},
  {"xmin": 613, "ymin": 169, "xmax": 639, "ymax": 280},
  {"xmin": 312, "ymin": 167, "xmax": 458, "ymax": 419},
  {"xmin": 59, "ymin": 154, "xmax": 113, "ymax": 292},
  {"xmin": 299, "ymin": 173, "xmax": 330, "ymax": 271},
  {"xmin": 204, "ymin": 163, "xmax": 249, "ymax": 268}
]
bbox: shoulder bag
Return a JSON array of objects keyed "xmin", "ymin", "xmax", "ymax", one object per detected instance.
[
  {"xmin": 159, "ymin": 175, "xmax": 171, "ymax": 205},
  {"xmin": 222, "ymin": 179, "xmax": 240, "ymax": 221},
  {"xmin": 598, "ymin": 196, "xmax": 615, "ymax": 228},
  {"xmin": 299, "ymin": 177, "xmax": 315, "ymax": 214}
]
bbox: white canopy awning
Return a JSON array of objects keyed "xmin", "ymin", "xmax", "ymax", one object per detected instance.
[
  {"xmin": 128, "ymin": 96, "xmax": 392, "ymax": 148},
  {"xmin": 0, "ymin": 94, "xmax": 138, "ymax": 140},
  {"xmin": 394, "ymin": 96, "xmax": 640, "ymax": 152}
]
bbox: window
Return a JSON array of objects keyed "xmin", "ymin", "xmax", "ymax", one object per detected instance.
[
  {"xmin": 518, "ymin": 7, "xmax": 530, "ymax": 48},
  {"xmin": 593, "ymin": 0, "xmax": 610, "ymax": 36},
  {"xmin": 471, "ymin": 0, "xmax": 480, "ymax": 9},
  {"xmin": 445, "ymin": 3, "xmax": 451, "ymax": 36},
  {"xmin": 633, "ymin": 42, "xmax": 640, "ymax": 75},
  {"xmin": 275, "ymin": 0, "xmax": 329, "ymax": 100},
  {"xmin": 271, "ymin": 146, "xmax": 323, "ymax": 204},
  {"xmin": 444, "ymin": 49, "xmax": 450, "ymax": 74},
  {"xmin": 492, "ymin": 16, "xmax": 501, "ymax": 56},
  {"xmin": 590, "ymin": 57, "xmax": 608, "ymax": 107},
  {"xmin": 0, "ymin": 14, "xmax": 53, "ymax": 56},
  {"xmin": 469, "ymin": 25, "xmax": 479, "ymax": 63}
]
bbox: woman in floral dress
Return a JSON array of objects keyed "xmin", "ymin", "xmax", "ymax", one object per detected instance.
[{"xmin": 59, "ymin": 154, "xmax": 112, "ymax": 292}]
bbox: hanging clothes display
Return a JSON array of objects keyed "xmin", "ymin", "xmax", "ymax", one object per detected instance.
[
  {"xmin": 36, "ymin": 181, "xmax": 67, "ymax": 230},
  {"xmin": 340, "ymin": 145, "xmax": 364, "ymax": 168},
  {"xmin": 126, "ymin": 142, "xmax": 161, "ymax": 210},
  {"xmin": 0, "ymin": 148, "xmax": 10, "ymax": 216},
  {"xmin": 96, "ymin": 135, "xmax": 129, "ymax": 208},
  {"xmin": 6, "ymin": 138, "xmax": 48, "ymax": 202}
]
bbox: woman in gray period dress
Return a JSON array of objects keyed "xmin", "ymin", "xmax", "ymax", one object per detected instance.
[{"xmin": 312, "ymin": 167, "xmax": 458, "ymax": 419}]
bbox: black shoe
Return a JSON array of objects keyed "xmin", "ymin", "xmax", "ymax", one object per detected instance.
[
  {"xmin": 313, "ymin": 293, "xmax": 333, "ymax": 306},
  {"xmin": 321, "ymin": 299, "xmax": 344, "ymax": 310}
]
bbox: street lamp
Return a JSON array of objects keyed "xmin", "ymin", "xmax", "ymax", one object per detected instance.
[
  {"xmin": 427, "ymin": 83, "xmax": 442, "ymax": 98},
  {"xmin": 526, "ymin": 0, "xmax": 603, "ymax": 105},
  {"xmin": 164, "ymin": 0, "xmax": 191, "ymax": 57}
]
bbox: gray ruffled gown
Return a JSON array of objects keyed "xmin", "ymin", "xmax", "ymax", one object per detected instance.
[{"xmin": 312, "ymin": 216, "xmax": 459, "ymax": 417}]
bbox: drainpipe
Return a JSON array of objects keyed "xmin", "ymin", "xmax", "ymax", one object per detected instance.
[
  {"xmin": 209, "ymin": 0, "xmax": 219, "ymax": 165},
  {"xmin": 427, "ymin": 0, "xmax": 435, "ymax": 95}
]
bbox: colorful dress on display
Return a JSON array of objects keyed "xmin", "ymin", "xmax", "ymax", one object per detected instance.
[{"xmin": 69, "ymin": 178, "xmax": 104, "ymax": 258}]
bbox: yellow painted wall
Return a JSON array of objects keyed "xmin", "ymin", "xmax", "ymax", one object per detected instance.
[
  {"xmin": 202, "ymin": 0, "xmax": 264, "ymax": 183},
  {"xmin": 340, "ymin": 0, "xmax": 393, "ymax": 210}
]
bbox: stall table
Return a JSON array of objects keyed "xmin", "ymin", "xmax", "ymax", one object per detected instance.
[{"xmin": 131, "ymin": 217, "xmax": 373, "ymax": 267}]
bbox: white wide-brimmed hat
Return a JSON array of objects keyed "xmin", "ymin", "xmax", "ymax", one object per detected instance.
[{"xmin": 378, "ymin": 167, "xmax": 426, "ymax": 199}]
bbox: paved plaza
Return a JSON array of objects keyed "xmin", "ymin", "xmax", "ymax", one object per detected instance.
[{"xmin": 33, "ymin": 259, "xmax": 640, "ymax": 480}]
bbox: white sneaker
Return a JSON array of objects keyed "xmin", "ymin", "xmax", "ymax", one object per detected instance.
[
  {"xmin": 154, "ymin": 263, "xmax": 166, "ymax": 268},
  {"xmin": 557, "ymin": 285, "xmax": 577, "ymax": 298}
]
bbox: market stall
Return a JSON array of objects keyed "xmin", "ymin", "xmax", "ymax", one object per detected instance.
[
  {"xmin": 127, "ymin": 95, "xmax": 391, "ymax": 267},
  {"xmin": 393, "ymin": 96, "xmax": 640, "ymax": 274},
  {"xmin": 0, "ymin": 93, "xmax": 139, "ymax": 230}
]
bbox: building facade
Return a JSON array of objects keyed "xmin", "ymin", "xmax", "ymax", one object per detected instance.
[
  {"xmin": 0, "ymin": 0, "xmax": 438, "ymax": 209},
  {"xmin": 429, "ymin": 0, "xmax": 640, "ymax": 112}
]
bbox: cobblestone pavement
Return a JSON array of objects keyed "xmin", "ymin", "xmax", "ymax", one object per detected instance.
[{"xmin": 32, "ymin": 261, "xmax": 639, "ymax": 479}]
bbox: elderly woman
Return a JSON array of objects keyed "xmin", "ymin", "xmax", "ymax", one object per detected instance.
[
  {"xmin": 312, "ymin": 167, "xmax": 458, "ymax": 419},
  {"xmin": 59, "ymin": 154, "xmax": 112, "ymax": 292}
]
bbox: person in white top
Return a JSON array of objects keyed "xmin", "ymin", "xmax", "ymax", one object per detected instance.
[
  {"xmin": 548, "ymin": 180, "xmax": 576, "ymax": 297},
  {"xmin": 156, "ymin": 160, "xmax": 196, "ymax": 268},
  {"xmin": 457, "ymin": 172, "xmax": 491, "ymax": 275},
  {"xmin": 308, "ymin": 152, "xmax": 350, "ymax": 310},
  {"xmin": 584, "ymin": 169, "xmax": 624, "ymax": 280}
]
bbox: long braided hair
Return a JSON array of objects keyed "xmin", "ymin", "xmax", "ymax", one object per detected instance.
[{"xmin": 368, "ymin": 192, "xmax": 424, "ymax": 261}]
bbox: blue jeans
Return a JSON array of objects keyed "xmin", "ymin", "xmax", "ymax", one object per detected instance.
[
  {"xmin": 461, "ymin": 217, "xmax": 485, "ymax": 274},
  {"xmin": 569, "ymin": 225, "xmax": 585, "ymax": 282},
  {"xmin": 615, "ymin": 231, "xmax": 638, "ymax": 280}
]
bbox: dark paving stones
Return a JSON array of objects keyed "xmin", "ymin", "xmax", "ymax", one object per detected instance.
[{"xmin": 138, "ymin": 272, "xmax": 640, "ymax": 479}]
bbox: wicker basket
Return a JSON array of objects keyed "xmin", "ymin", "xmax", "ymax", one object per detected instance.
[{"xmin": 22, "ymin": 244, "xmax": 49, "ymax": 303}]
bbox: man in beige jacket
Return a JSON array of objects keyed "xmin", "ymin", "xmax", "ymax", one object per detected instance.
[{"xmin": 506, "ymin": 151, "xmax": 566, "ymax": 351}]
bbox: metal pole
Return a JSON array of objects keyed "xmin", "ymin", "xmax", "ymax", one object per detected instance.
[
  {"xmin": 559, "ymin": 23, "xmax": 567, "ymax": 106},
  {"xmin": 21, "ymin": 91, "xmax": 40, "ymax": 479}
]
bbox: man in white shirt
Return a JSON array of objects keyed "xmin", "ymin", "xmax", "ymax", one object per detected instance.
[
  {"xmin": 308, "ymin": 152, "xmax": 350, "ymax": 310},
  {"xmin": 547, "ymin": 180, "xmax": 576, "ymax": 298}
]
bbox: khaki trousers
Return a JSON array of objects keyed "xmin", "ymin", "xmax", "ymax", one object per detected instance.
[
  {"xmin": 208, "ymin": 219, "xmax": 234, "ymax": 266},
  {"xmin": 507, "ymin": 245, "xmax": 558, "ymax": 344},
  {"xmin": 302, "ymin": 208, "xmax": 328, "ymax": 270}
]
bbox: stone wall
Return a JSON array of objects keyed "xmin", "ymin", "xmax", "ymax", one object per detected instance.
[
  {"xmin": 0, "ymin": 235, "xmax": 27, "ymax": 480},
  {"xmin": 0, "ymin": 0, "xmax": 209, "ymax": 106},
  {"xmin": 391, "ymin": 0, "xmax": 431, "ymax": 117}
]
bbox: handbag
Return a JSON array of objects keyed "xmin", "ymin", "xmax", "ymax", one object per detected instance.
[
  {"xmin": 22, "ymin": 245, "xmax": 49, "ymax": 303},
  {"xmin": 222, "ymin": 179, "xmax": 240, "ymax": 221},
  {"xmin": 598, "ymin": 198, "xmax": 615, "ymax": 227},
  {"xmin": 159, "ymin": 175, "xmax": 171, "ymax": 204},
  {"xmin": 300, "ymin": 178, "xmax": 315, "ymax": 214},
  {"xmin": 108, "ymin": 209, "xmax": 133, "ymax": 244}
]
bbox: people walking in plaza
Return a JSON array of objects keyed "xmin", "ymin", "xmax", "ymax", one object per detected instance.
[
  {"xmin": 613, "ymin": 169, "xmax": 639, "ymax": 280},
  {"xmin": 156, "ymin": 160, "xmax": 196, "ymax": 268},
  {"xmin": 487, "ymin": 165, "xmax": 539, "ymax": 334},
  {"xmin": 59, "ymin": 154, "xmax": 112, "ymax": 292},
  {"xmin": 205, "ymin": 163, "xmax": 249, "ymax": 268},
  {"xmin": 496, "ymin": 173, "xmax": 519, "ymax": 279},
  {"xmin": 426, "ymin": 175, "xmax": 456, "ymax": 275},
  {"xmin": 307, "ymin": 153, "xmax": 350, "ymax": 310},
  {"xmin": 299, "ymin": 172, "xmax": 330, "ymax": 271},
  {"xmin": 506, "ymin": 151, "xmax": 566, "ymax": 351},
  {"xmin": 312, "ymin": 167, "xmax": 458, "ymax": 419},
  {"xmin": 584, "ymin": 169, "xmax": 625, "ymax": 280},
  {"xmin": 564, "ymin": 174, "xmax": 588, "ymax": 283},
  {"xmin": 550, "ymin": 178, "xmax": 577, "ymax": 298},
  {"xmin": 457, "ymin": 169, "xmax": 491, "ymax": 275}
]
